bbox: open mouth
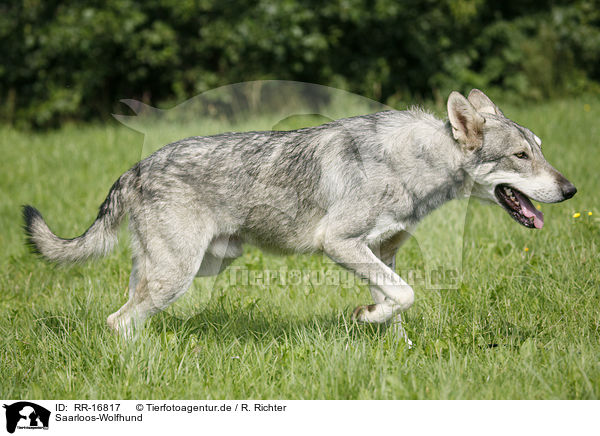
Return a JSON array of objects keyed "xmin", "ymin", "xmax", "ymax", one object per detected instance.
[{"xmin": 494, "ymin": 184, "xmax": 544, "ymax": 229}]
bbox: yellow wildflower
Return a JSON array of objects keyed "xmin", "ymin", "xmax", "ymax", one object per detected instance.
[
  {"xmin": 588, "ymin": 211, "xmax": 593, "ymax": 216},
  {"xmin": 524, "ymin": 247, "xmax": 529, "ymax": 252},
  {"xmin": 573, "ymin": 212, "xmax": 581, "ymax": 218}
]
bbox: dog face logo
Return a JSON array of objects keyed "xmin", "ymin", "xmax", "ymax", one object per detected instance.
[{"xmin": 3, "ymin": 402, "xmax": 50, "ymax": 433}]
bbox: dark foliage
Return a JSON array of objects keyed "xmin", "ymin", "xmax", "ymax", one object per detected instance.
[{"xmin": 1, "ymin": 0, "xmax": 599, "ymax": 127}]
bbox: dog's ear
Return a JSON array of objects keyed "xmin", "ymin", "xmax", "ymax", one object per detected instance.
[
  {"xmin": 447, "ymin": 91, "xmax": 485, "ymax": 151},
  {"xmin": 467, "ymin": 89, "xmax": 504, "ymax": 116}
]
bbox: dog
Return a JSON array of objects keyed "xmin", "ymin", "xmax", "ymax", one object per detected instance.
[{"xmin": 23, "ymin": 89, "xmax": 576, "ymax": 344}]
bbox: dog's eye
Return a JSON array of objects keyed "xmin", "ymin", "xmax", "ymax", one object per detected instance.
[{"xmin": 514, "ymin": 152, "xmax": 528, "ymax": 159}]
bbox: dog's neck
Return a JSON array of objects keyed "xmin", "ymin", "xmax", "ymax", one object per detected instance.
[{"xmin": 385, "ymin": 115, "xmax": 471, "ymax": 223}]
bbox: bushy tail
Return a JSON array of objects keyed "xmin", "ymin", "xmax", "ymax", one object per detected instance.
[{"xmin": 23, "ymin": 173, "xmax": 130, "ymax": 264}]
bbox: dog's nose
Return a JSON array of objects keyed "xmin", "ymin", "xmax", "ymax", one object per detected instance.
[{"xmin": 562, "ymin": 182, "xmax": 577, "ymax": 199}]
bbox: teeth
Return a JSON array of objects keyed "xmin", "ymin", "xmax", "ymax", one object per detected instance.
[{"xmin": 502, "ymin": 186, "xmax": 518, "ymax": 205}]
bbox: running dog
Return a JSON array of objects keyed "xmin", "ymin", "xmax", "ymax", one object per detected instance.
[{"xmin": 23, "ymin": 89, "xmax": 576, "ymax": 343}]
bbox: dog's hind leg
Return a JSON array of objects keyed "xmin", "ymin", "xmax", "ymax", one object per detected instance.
[
  {"xmin": 108, "ymin": 250, "xmax": 207, "ymax": 336},
  {"xmin": 127, "ymin": 255, "xmax": 140, "ymax": 298},
  {"xmin": 107, "ymin": 211, "xmax": 214, "ymax": 336},
  {"xmin": 125, "ymin": 222, "xmax": 146, "ymax": 300}
]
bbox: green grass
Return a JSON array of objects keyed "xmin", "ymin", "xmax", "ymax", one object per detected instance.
[{"xmin": 1, "ymin": 98, "xmax": 599, "ymax": 399}]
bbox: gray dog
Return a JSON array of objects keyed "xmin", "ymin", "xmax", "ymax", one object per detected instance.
[{"xmin": 23, "ymin": 89, "xmax": 576, "ymax": 344}]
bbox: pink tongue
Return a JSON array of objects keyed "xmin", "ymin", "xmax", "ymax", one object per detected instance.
[{"xmin": 514, "ymin": 190, "xmax": 544, "ymax": 229}]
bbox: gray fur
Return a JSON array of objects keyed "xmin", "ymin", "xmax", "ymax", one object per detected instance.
[{"xmin": 23, "ymin": 89, "xmax": 576, "ymax": 342}]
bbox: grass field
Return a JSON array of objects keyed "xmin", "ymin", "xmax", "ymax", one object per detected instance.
[{"xmin": 1, "ymin": 98, "xmax": 598, "ymax": 399}]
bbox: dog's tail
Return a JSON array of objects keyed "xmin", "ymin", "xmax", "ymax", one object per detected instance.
[{"xmin": 22, "ymin": 170, "xmax": 135, "ymax": 264}]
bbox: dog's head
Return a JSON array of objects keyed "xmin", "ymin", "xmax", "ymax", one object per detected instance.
[{"xmin": 447, "ymin": 89, "xmax": 576, "ymax": 229}]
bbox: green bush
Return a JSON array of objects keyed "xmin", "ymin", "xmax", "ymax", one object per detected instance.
[
  {"xmin": 433, "ymin": 5, "xmax": 600, "ymax": 103},
  {"xmin": 1, "ymin": 0, "xmax": 599, "ymax": 127}
]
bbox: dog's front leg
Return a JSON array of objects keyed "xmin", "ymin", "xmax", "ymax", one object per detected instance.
[
  {"xmin": 357, "ymin": 257, "xmax": 413, "ymax": 347},
  {"xmin": 323, "ymin": 239, "xmax": 415, "ymax": 326},
  {"xmin": 379, "ymin": 255, "xmax": 413, "ymax": 347},
  {"xmin": 370, "ymin": 235, "xmax": 414, "ymax": 346}
]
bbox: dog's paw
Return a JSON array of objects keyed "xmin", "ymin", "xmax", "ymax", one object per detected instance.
[
  {"xmin": 351, "ymin": 304, "xmax": 369, "ymax": 322},
  {"xmin": 107, "ymin": 313, "xmax": 136, "ymax": 338},
  {"xmin": 351, "ymin": 304, "xmax": 388, "ymax": 324}
]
